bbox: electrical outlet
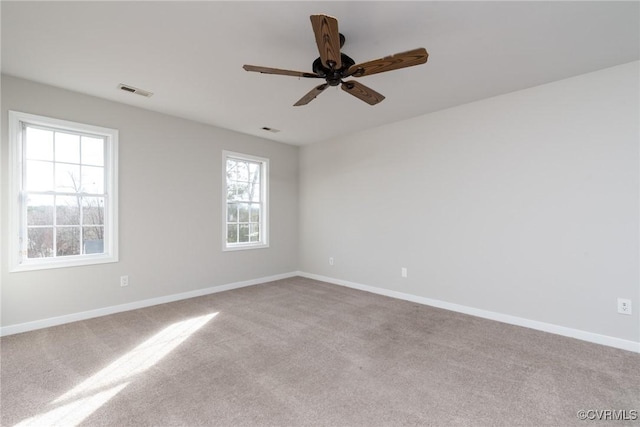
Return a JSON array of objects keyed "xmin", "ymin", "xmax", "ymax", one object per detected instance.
[
  {"xmin": 401, "ymin": 267, "xmax": 407, "ymax": 278},
  {"xmin": 120, "ymin": 275, "xmax": 129, "ymax": 287},
  {"xmin": 617, "ymin": 298, "xmax": 631, "ymax": 315},
  {"xmin": 329, "ymin": 257, "xmax": 334, "ymax": 266}
]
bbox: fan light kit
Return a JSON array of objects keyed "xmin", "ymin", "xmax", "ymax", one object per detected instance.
[{"xmin": 243, "ymin": 14, "xmax": 429, "ymax": 106}]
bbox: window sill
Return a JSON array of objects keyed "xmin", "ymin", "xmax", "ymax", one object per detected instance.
[
  {"xmin": 223, "ymin": 243, "xmax": 270, "ymax": 252},
  {"xmin": 10, "ymin": 254, "xmax": 118, "ymax": 273}
]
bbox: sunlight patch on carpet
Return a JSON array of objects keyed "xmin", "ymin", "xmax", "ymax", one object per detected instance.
[{"xmin": 14, "ymin": 312, "xmax": 218, "ymax": 427}]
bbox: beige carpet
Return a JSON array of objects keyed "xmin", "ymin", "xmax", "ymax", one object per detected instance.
[{"xmin": 1, "ymin": 277, "xmax": 639, "ymax": 426}]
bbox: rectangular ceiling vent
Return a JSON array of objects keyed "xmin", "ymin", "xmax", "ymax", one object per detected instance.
[
  {"xmin": 118, "ymin": 84, "xmax": 153, "ymax": 98},
  {"xmin": 261, "ymin": 127, "xmax": 280, "ymax": 133}
]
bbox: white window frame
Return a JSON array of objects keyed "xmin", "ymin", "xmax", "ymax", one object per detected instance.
[
  {"xmin": 222, "ymin": 150, "xmax": 269, "ymax": 251},
  {"xmin": 8, "ymin": 111, "xmax": 119, "ymax": 272}
]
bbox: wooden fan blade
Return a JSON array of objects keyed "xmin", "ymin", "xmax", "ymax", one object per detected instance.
[
  {"xmin": 341, "ymin": 81, "xmax": 385, "ymax": 105},
  {"xmin": 294, "ymin": 83, "xmax": 329, "ymax": 106},
  {"xmin": 310, "ymin": 14, "xmax": 342, "ymax": 69},
  {"xmin": 347, "ymin": 48, "xmax": 428, "ymax": 77},
  {"xmin": 243, "ymin": 64, "xmax": 320, "ymax": 78}
]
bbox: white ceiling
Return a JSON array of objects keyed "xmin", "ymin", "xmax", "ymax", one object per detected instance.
[{"xmin": 2, "ymin": 1, "xmax": 638, "ymax": 146}]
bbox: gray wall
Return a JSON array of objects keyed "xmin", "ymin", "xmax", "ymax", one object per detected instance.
[
  {"xmin": 1, "ymin": 75, "xmax": 299, "ymax": 327},
  {"xmin": 299, "ymin": 62, "xmax": 639, "ymax": 342}
]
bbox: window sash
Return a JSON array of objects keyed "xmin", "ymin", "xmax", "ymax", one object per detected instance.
[
  {"xmin": 22, "ymin": 192, "xmax": 109, "ymax": 258},
  {"xmin": 9, "ymin": 111, "xmax": 118, "ymax": 271},
  {"xmin": 222, "ymin": 151, "xmax": 269, "ymax": 251}
]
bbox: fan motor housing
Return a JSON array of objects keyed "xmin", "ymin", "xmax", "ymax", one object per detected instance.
[{"xmin": 312, "ymin": 53, "xmax": 356, "ymax": 86}]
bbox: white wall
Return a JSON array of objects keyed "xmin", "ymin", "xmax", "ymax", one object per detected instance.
[
  {"xmin": 3, "ymin": 62, "xmax": 639, "ymax": 348},
  {"xmin": 299, "ymin": 62, "xmax": 639, "ymax": 343},
  {"xmin": 1, "ymin": 75, "xmax": 299, "ymax": 328}
]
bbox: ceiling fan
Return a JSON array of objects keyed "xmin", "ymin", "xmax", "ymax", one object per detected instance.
[{"xmin": 243, "ymin": 14, "xmax": 429, "ymax": 106}]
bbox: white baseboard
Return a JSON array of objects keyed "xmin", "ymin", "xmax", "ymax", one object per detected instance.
[
  {"xmin": 0, "ymin": 271, "xmax": 298, "ymax": 337},
  {"xmin": 5, "ymin": 270, "xmax": 638, "ymax": 354},
  {"xmin": 297, "ymin": 271, "xmax": 640, "ymax": 354}
]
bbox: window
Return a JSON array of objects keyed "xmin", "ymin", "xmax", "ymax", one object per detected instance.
[
  {"xmin": 8, "ymin": 111, "xmax": 118, "ymax": 271},
  {"xmin": 223, "ymin": 151, "xmax": 268, "ymax": 250}
]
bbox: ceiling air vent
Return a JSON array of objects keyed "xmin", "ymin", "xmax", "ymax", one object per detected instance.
[
  {"xmin": 261, "ymin": 127, "xmax": 280, "ymax": 133},
  {"xmin": 118, "ymin": 84, "xmax": 153, "ymax": 98}
]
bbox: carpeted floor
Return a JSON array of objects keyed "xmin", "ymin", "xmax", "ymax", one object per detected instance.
[{"xmin": 1, "ymin": 277, "xmax": 639, "ymax": 426}]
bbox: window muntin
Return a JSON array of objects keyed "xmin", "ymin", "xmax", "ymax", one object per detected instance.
[
  {"xmin": 223, "ymin": 151, "xmax": 268, "ymax": 250},
  {"xmin": 9, "ymin": 111, "xmax": 118, "ymax": 271}
]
